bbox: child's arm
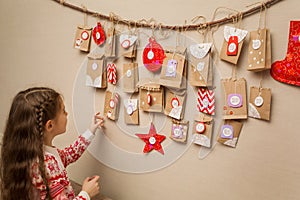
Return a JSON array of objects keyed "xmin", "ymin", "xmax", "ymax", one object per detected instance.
[
  {"xmin": 58, "ymin": 112, "xmax": 104, "ymax": 167},
  {"xmin": 58, "ymin": 130, "xmax": 95, "ymax": 167}
]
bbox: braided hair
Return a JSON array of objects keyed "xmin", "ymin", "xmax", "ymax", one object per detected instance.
[{"xmin": 0, "ymin": 87, "xmax": 61, "ymax": 200}]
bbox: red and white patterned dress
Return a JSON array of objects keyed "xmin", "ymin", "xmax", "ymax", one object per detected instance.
[{"xmin": 32, "ymin": 130, "xmax": 95, "ymax": 200}]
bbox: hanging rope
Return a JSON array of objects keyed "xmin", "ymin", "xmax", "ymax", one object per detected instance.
[{"xmin": 53, "ymin": 0, "xmax": 283, "ymax": 30}]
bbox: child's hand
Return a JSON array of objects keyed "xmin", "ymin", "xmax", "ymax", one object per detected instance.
[
  {"xmin": 89, "ymin": 112, "xmax": 104, "ymax": 134},
  {"xmin": 82, "ymin": 175, "xmax": 100, "ymax": 198}
]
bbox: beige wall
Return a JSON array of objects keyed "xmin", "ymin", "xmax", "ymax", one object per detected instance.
[{"xmin": 1, "ymin": 0, "xmax": 300, "ymax": 199}]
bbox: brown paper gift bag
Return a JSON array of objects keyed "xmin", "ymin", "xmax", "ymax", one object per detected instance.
[
  {"xmin": 222, "ymin": 78, "xmax": 248, "ymax": 119},
  {"xmin": 124, "ymin": 98, "xmax": 139, "ymax": 125},
  {"xmin": 159, "ymin": 46, "xmax": 187, "ymax": 89},
  {"xmin": 105, "ymin": 26, "xmax": 116, "ymax": 58},
  {"xmin": 74, "ymin": 25, "xmax": 92, "ymax": 52},
  {"xmin": 248, "ymin": 86, "xmax": 272, "ymax": 121},
  {"xmin": 86, "ymin": 53, "xmax": 107, "ymax": 88},
  {"xmin": 192, "ymin": 113, "xmax": 214, "ymax": 148},
  {"xmin": 123, "ymin": 62, "xmax": 139, "ymax": 93},
  {"xmin": 119, "ymin": 34, "xmax": 138, "ymax": 58},
  {"xmin": 247, "ymin": 28, "xmax": 272, "ymax": 72},
  {"xmin": 220, "ymin": 26, "xmax": 248, "ymax": 64},
  {"xmin": 217, "ymin": 120, "xmax": 243, "ymax": 148},
  {"xmin": 138, "ymin": 79, "xmax": 164, "ymax": 113},
  {"xmin": 189, "ymin": 43, "xmax": 213, "ymax": 87},
  {"xmin": 164, "ymin": 88, "xmax": 186, "ymax": 120},
  {"xmin": 170, "ymin": 120, "xmax": 189, "ymax": 143},
  {"xmin": 104, "ymin": 90, "xmax": 120, "ymax": 121}
]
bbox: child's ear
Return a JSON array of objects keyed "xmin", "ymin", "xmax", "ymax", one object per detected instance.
[{"xmin": 45, "ymin": 120, "xmax": 53, "ymax": 132}]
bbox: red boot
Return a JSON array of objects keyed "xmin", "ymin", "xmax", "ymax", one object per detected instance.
[{"xmin": 270, "ymin": 21, "xmax": 300, "ymax": 86}]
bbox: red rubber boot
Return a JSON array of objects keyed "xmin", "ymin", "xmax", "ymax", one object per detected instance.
[{"xmin": 270, "ymin": 20, "xmax": 300, "ymax": 86}]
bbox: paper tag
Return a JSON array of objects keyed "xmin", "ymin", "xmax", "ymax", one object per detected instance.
[
  {"xmin": 196, "ymin": 122, "xmax": 206, "ymax": 133},
  {"xmin": 252, "ymin": 39, "xmax": 261, "ymax": 50},
  {"xmin": 228, "ymin": 94, "xmax": 243, "ymax": 108},
  {"xmin": 165, "ymin": 59, "xmax": 177, "ymax": 77},
  {"xmin": 92, "ymin": 62, "xmax": 98, "ymax": 70},
  {"xmin": 221, "ymin": 125, "xmax": 234, "ymax": 139},
  {"xmin": 254, "ymin": 96, "xmax": 264, "ymax": 107},
  {"xmin": 172, "ymin": 125, "xmax": 183, "ymax": 139},
  {"xmin": 81, "ymin": 31, "xmax": 89, "ymax": 40},
  {"xmin": 196, "ymin": 62, "xmax": 205, "ymax": 72},
  {"xmin": 227, "ymin": 36, "xmax": 238, "ymax": 56}
]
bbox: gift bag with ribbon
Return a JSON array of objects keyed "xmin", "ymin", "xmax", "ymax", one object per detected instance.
[
  {"xmin": 105, "ymin": 26, "xmax": 116, "ymax": 58},
  {"xmin": 73, "ymin": 25, "xmax": 92, "ymax": 52},
  {"xmin": 247, "ymin": 5, "xmax": 271, "ymax": 71},
  {"xmin": 217, "ymin": 120, "xmax": 243, "ymax": 148},
  {"xmin": 192, "ymin": 113, "xmax": 214, "ymax": 148},
  {"xmin": 189, "ymin": 43, "xmax": 213, "ymax": 87},
  {"xmin": 73, "ymin": 8, "xmax": 92, "ymax": 52},
  {"xmin": 138, "ymin": 79, "xmax": 164, "ymax": 113},
  {"xmin": 248, "ymin": 86, "xmax": 272, "ymax": 121},
  {"xmin": 220, "ymin": 26, "xmax": 248, "ymax": 64},
  {"xmin": 222, "ymin": 77, "xmax": 248, "ymax": 119},
  {"xmin": 124, "ymin": 98, "xmax": 139, "ymax": 125},
  {"xmin": 164, "ymin": 88, "xmax": 186, "ymax": 120},
  {"xmin": 104, "ymin": 90, "xmax": 120, "ymax": 121},
  {"xmin": 119, "ymin": 33, "xmax": 138, "ymax": 58},
  {"xmin": 86, "ymin": 53, "xmax": 107, "ymax": 88},
  {"xmin": 123, "ymin": 62, "xmax": 139, "ymax": 93},
  {"xmin": 159, "ymin": 46, "xmax": 187, "ymax": 89},
  {"xmin": 247, "ymin": 28, "xmax": 271, "ymax": 72},
  {"xmin": 170, "ymin": 120, "xmax": 189, "ymax": 143}
]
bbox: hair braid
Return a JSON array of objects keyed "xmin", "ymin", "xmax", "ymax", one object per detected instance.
[{"xmin": 1, "ymin": 87, "xmax": 61, "ymax": 200}]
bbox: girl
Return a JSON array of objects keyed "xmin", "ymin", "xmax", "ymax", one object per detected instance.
[{"xmin": 0, "ymin": 87, "xmax": 104, "ymax": 200}]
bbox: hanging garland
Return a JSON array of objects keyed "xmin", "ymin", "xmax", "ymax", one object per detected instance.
[{"xmin": 53, "ymin": 0, "xmax": 282, "ymax": 30}]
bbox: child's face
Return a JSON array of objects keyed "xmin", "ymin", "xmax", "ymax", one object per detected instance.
[{"xmin": 52, "ymin": 98, "xmax": 68, "ymax": 135}]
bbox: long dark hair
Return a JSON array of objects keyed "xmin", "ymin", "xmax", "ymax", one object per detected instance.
[{"xmin": 0, "ymin": 87, "xmax": 61, "ymax": 199}]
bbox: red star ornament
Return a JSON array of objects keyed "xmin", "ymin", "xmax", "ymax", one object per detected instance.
[{"xmin": 135, "ymin": 123, "xmax": 166, "ymax": 155}]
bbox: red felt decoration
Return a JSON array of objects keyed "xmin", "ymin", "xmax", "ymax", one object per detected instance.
[
  {"xmin": 142, "ymin": 37, "xmax": 166, "ymax": 72},
  {"xmin": 107, "ymin": 63, "xmax": 117, "ymax": 85},
  {"xmin": 270, "ymin": 21, "xmax": 300, "ymax": 86},
  {"xmin": 197, "ymin": 87, "xmax": 215, "ymax": 115},
  {"xmin": 92, "ymin": 22, "xmax": 106, "ymax": 46},
  {"xmin": 135, "ymin": 123, "xmax": 166, "ymax": 155}
]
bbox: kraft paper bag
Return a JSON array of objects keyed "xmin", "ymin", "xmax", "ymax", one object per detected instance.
[
  {"xmin": 164, "ymin": 88, "xmax": 186, "ymax": 120},
  {"xmin": 86, "ymin": 53, "xmax": 107, "ymax": 89},
  {"xmin": 104, "ymin": 90, "xmax": 120, "ymax": 121},
  {"xmin": 189, "ymin": 43, "xmax": 213, "ymax": 87},
  {"xmin": 248, "ymin": 86, "xmax": 272, "ymax": 121},
  {"xmin": 119, "ymin": 33, "xmax": 138, "ymax": 58},
  {"xmin": 138, "ymin": 79, "xmax": 164, "ymax": 113},
  {"xmin": 192, "ymin": 113, "xmax": 214, "ymax": 148},
  {"xmin": 159, "ymin": 46, "xmax": 187, "ymax": 89},
  {"xmin": 123, "ymin": 62, "xmax": 139, "ymax": 93},
  {"xmin": 247, "ymin": 28, "xmax": 272, "ymax": 72},
  {"xmin": 105, "ymin": 26, "xmax": 116, "ymax": 58},
  {"xmin": 222, "ymin": 78, "xmax": 248, "ymax": 119},
  {"xmin": 170, "ymin": 120, "xmax": 189, "ymax": 143},
  {"xmin": 217, "ymin": 120, "xmax": 243, "ymax": 148},
  {"xmin": 124, "ymin": 99, "xmax": 139, "ymax": 125},
  {"xmin": 220, "ymin": 26, "xmax": 248, "ymax": 64},
  {"xmin": 74, "ymin": 25, "xmax": 92, "ymax": 52}
]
